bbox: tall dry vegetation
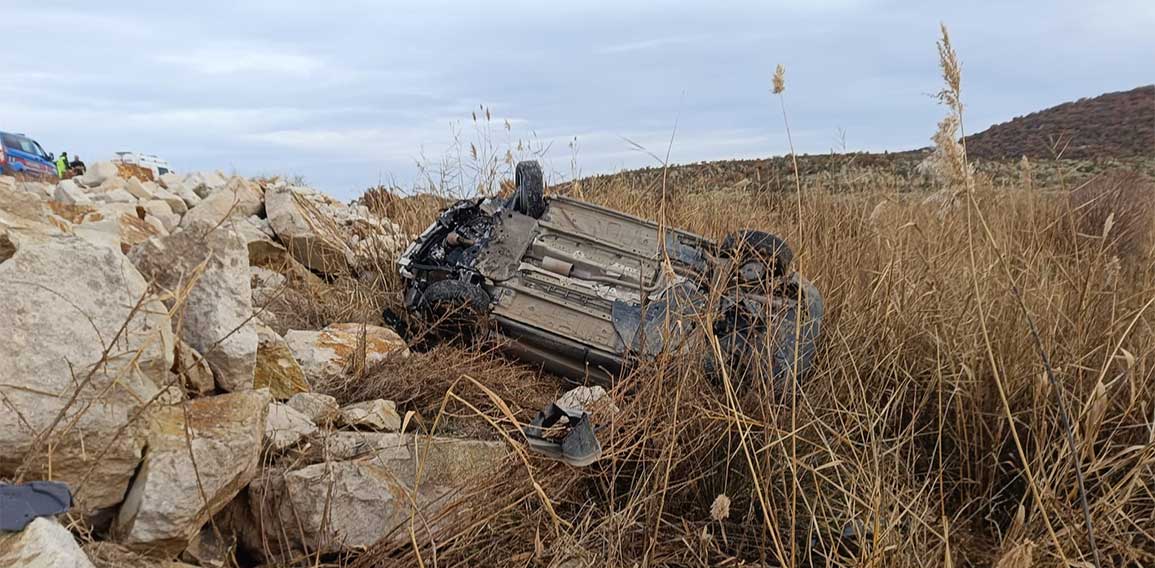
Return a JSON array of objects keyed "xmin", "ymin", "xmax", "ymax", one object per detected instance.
[
  {"xmin": 333, "ymin": 158, "xmax": 1155, "ymax": 568},
  {"xmin": 255, "ymin": 28, "xmax": 1155, "ymax": 568}
]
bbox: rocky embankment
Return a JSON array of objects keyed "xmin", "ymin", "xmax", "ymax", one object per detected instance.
[{"xmin": 0, "ymin": 166, "xmax": 510, "ymax": 566}]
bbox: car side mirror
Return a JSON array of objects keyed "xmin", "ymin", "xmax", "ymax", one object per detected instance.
[{"xmin": 47, "ymin": 152, "xmax": 55, "ymax": 161}]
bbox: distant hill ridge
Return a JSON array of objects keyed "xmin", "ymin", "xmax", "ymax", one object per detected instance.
[
  {"xmin": 964, "ymin": 85, "xmax": 1154, "ymax": 160},
  {"xmin": 563, "ymin": 85, "xmax": 1155, "ymax": 193}
]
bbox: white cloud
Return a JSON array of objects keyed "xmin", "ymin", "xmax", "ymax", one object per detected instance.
[
  {"xmin": 154, "ymin": 44, "xmax": 325, "ymax": 76},
  {"xmin": 247, "ymin": 127, "xmax": 440, "ymax": 161},
  {"xmin": 597, "ymin": 35, "xmax": 710, "ymax": 54},
  {"xmin": 123, "ymin": 107, "xmax": 311, "ymax": 131}
]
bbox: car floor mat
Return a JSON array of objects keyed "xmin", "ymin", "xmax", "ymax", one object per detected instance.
[{"xmin": 0, "ymin": 481, "xmax": 73, "ymax": 532}]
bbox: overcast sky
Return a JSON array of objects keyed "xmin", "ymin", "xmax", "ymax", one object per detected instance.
[{"xmin": 3, "ymin": 1, "xmax": 1152, "ymax": 199}]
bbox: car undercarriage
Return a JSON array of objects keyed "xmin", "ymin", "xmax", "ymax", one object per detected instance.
[{"xmin": 395, "ymin": 161, "xmax": 823, "ymax": 390}]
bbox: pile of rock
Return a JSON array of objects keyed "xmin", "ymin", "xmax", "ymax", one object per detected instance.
[
  {"xmin": 8, "ymin": 163, "xmax": 406, "ymax": 274},
  {"xmin": 0, "ymin": 166, "xmax": 509, "ymax": 566}
]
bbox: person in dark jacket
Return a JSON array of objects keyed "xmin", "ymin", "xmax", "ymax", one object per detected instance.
[{"xmin": 68, "ymin": 155, "xmax": 86, "ymax": 176}]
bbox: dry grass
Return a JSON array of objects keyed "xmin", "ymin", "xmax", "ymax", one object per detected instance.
[{"xmin": 302, "ymin": 152, "xmax": 1155, "ymax": 568}]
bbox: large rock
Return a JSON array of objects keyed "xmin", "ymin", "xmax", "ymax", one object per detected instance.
[
  {"xmin": 182, "ymin": 171, "xmax": 230, "ymax": 197},
  {"xmin": 158, "ymin": 172, "xmax": 183, "ymax": 190},
  {"xmin": 250, "ymin": 266, "xmax": 286, "ymax": 306},
  {"xmin": 0, "ymin": 235, "xmax": 173, "ymax": 510},
  {"xmin": 81, "ymin": 202, "xmax": 136, "ymax": 224},
  {"xmin": 0, "ymin": 518, "xmax": 95, "ymax": 568},
  {"xmin": 265, "ymin": 184, "xmax": 353, "ymax": 274},
  {"xmin": 180, "ymin": 177, "xmax": 263, "ymax": 230},
  {"xmin": 286, "ymin": 392, "xmax": 340, "ymax": 426},
  {"xmin": 130, "ymin": 225, "xmax": 257, "ymax": 391},
  {"xmin": 179, "ymin": 527, "xmax": 235, "ymax": 568},
  {"xmin": 254, "ymin": 324, "xmax": 309, "ymax": 399},
  {"xmin": 77, "ymin": 161, "xmax": 120, "ymax": 188},
  {"xmin": 173, "ymin": 338, "xmax": 215, "ymax": 395},
  {"xmin": 1, "ymin": 187, "xmax": 72, "ymax": 258},
  {"xmin": 103, "ymin": 188, "xmax": 138, "ymax": 204},
  {"xmin": 265, "ymin": 402, "xmax": 317, "ymax": 451},
  {"xmin": 142, "ymin": 213, "xmax": 170, "ymax": 238},
  {"xmin": 170, "ymin": 183, "xmax": 202, "ymax": 210},
  {"xmin": 80, "ymin": 206, "xmax": 164, "ymax": 253},
  {"xmin": 141, "ymin": 199, "xmax": 180, "ymax": 232},
  {"xmin": 235, "ymin": 216, "xmax": 285, "ymax": 265},
  {"xmin": 151, "ymin": 186, "xmax": 188, "ymax": 215},
  {"xmin": 248, "ymin": 435, "xmax": 508, "ymax": 557},
  {"xmin": 283, "ymin": 323, "xmax": 408, "ymax": 384},
  {"xmin": 339, "ymin": 399, "xmax": 401, "ymax": 431},
  {"xmin": 124, "ymin": 177, "xmax": 157, "ymax": 200},
  {"xmin": 16, "ymin": 181, "xmax": 54, "ymax": 199},
  {"xmin": 70, "ymin": 219, "xmax": 123, "ymax": 252},
  {"xmin": 53, "ymin": 179, "xmax": 92, "ymax": 205},
  {"xmin": 114, "ymin": 390, "xmax": 271, "ymax": 555},
  {"xmin": 231, "ymin": 215, "xmax": 327, "ymax": 294}
]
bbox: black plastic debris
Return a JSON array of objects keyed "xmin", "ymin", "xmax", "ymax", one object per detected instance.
[
  {"xmin": 0, "ymin": 481, "xmax": 73, "ymax": 532},
  {"xmin": 524, "ymin": 402, "xmax": 602, "ymax": 467}
]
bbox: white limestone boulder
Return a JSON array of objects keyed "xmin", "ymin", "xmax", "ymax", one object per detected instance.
[
  {"xmin": 265, "ymin": 402, "xmax": 317, "ymax": 451},
  {"xmin": 129, "ymin": 225, "xmax": 257, "ymax": 391},
  {"xmin": 0, "ymin": 518, "xmax": 95, "ymax": 568},
  {"xmin": 265, "ymin": 184, "xmax": 353, "ymax": 274},
  {"xmin": 283, "ymin": 323, "xmax": 408, "ymax": 384},
  {"xmin": 53, "ymin": 179, "xmax": 92, "ymax": 205},
  {"xmin": 114, "ymin": 390, "xmax": 271, "ymax": 555},
  {"xmin": 0, "ymin": 235, "xmax": 173, "ymax": 511},
  {"xmin": 77, "ymin": 161, "xmax": 119, "ymax": 188},
  {"xmin": 180, "ymin": 177, "xmax": 263, "ymax": 230},
  {"xmin": 286, "ymin": 392, "xmax": 340, "ymax": 427},
  {"xmin": 247, "ymin": 435, "xmax": 508, "ymax": 558},
  {"xmin": 254, "ymin": 323, "xmax": 309, "ymax": 399},
  {"xmin": 339, "ymin": 399, "xmax": 401, "ymax": 431}
]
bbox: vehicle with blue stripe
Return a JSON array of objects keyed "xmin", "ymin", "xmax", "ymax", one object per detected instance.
[{"xmin": 0, "ymin": 131, "xmax": 59, "ymax": 181}]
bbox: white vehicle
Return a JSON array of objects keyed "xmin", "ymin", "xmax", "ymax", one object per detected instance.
[{"xmin": 111, "ymin": 152, "xmax": 172, "ymax": 178}]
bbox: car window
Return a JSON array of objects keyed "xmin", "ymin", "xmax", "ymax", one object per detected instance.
[
  {"xmin": 0, "ymin": 134, "xmax": 47, "ymax": 158},
  {"xmin": 1, "ymin": 133, "xmax": 22, "ymax": 151}
]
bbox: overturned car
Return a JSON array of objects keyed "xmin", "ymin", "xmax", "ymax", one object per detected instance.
[{"xmin": 396, "ymin": 161, "xmax": 823, "ymax": 391}]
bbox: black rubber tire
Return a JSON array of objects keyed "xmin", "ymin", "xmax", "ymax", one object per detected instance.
[
  {"xmin": 721, "ymin": 230, "xmax": 793, "ymax": 277},
  {"xmin": 418, "ymin": 280, "xmax": 491, "ymax": 343},
  {"xmin": 512, "ymin": 160, "xmax": 547, "ymax": 218}
]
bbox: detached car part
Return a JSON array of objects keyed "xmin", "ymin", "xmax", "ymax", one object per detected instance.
[
  {"xmin": 0, "ymin": 481, "xmax": 73, "ymax": 532},
  {"xmin": 524, "ymin": 402, "xmax": 603, "ymax": 467}
]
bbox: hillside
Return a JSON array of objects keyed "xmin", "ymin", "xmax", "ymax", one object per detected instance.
[
  {"xmin": 559, "ymin": 86, "xmax": 1154, "ymax": 195},
  {"xmin": 964, "ymin": 84, "xmax": 1155, "ymax": 160}
]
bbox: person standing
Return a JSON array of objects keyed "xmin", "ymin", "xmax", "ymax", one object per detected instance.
[
  {"xmin": 55, "ymin": 151, "xmax": 68, "ymax": 178},
  {"xmin": 69, "ymin": 155, "xmax": 86, "ymax": 176}
]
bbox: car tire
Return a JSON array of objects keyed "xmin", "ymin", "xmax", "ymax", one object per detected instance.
[
  {"xmin": 512, "ymin": 160, "xmax": 547, "ymax": 218},
  {"xmin": 721, "ymin": 230, "xmax": 793, "ymax": 277},
  {"xmin": 418, "ymin": 280, "xmax": 491, "ymax": 343}
]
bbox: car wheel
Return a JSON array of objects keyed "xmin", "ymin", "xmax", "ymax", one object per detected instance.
[
  {"xmin": 512, "ymin": 160, "xmax": 547, "ymax": 218},
  {"xmin": 418, "ymin": 279, "xmax": 491, "ymax": 344},
  {"xmin": 721, "ymin": 230, "xmax": 793, "ymax": 277}
]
